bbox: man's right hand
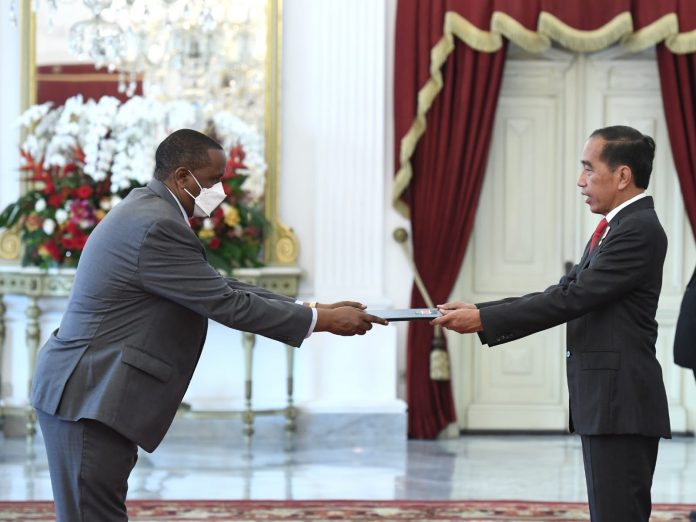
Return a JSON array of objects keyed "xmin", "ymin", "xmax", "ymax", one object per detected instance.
[{"xmin": 314, "ymin": 306, "xmax": 388, "ymax": 336}]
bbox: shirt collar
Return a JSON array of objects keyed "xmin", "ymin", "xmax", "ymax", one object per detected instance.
[
  {"xmin": 605, "ymin": 192, "xmax": 647, "ymax": 223},
  {"xmin": 164, "ymin": 186, "xmax": 191, "ymax": 225}
]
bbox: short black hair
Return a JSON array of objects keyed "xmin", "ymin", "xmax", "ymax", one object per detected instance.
[
  {"xmin": 589, "ymin": 125, "xmax": 655, "ymax": 189},
  {"xmin": 153, "ymin": 129, "xmax": 223, "ymax": 181}
]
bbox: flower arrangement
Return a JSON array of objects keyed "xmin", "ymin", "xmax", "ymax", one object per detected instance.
[
  {"xmin": 0, "ymin": 95, "xmax": 267, "ymax": 270},
  {"xmin": 190, "ymin": 142, "xmax": 267, "ymax": 269}
]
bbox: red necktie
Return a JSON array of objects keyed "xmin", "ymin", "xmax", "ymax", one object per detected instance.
[{"xmin": 589, "ymin": 218, "xmax": 608, "ymax": 252}]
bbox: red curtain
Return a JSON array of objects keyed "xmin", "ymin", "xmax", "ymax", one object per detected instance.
[
  {"xmin": 656, "ymin": 1, "xmax": 696, "ymax": 239},
  {"xmin": 395, "ymin": 0, "xmax": 507, "ymax": 439}
]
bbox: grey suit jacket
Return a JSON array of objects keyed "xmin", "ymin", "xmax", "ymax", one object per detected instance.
[
  {"xmin": 31, "ymin": 179, "xmax": 313, "ymax": 452},
  {"xmin": 476, "ymin": 197, "xmax": 671, "ymax": 438}
]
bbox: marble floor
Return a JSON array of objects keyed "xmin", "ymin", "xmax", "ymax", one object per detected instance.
[{"xmin": 2, "ymin": 425, "xmax": 696, "ymax": 505}]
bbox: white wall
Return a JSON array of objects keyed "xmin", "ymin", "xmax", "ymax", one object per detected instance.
[{"xmin": 0, "ymin": 5, "xmax": 21, "ymax": 211}]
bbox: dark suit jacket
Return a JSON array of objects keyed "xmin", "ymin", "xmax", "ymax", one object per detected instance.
[
  {"xmin": 674, "ymin": 266, "xmax": 696, "ymax": 370},
  {"xmin": 31, "ymin": 179, "xmax": 313, "ymax": 452},
  {"xmin": 477, "ymin": 196, "xmax": 671, "ymax": 438}
]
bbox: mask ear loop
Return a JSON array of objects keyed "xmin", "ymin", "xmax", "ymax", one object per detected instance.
[{"xmin": 183, "ymin": 170, "xmax": 204, "ymax": 200}]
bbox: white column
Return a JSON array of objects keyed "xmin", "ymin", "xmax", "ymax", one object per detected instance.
[{"xmin": 280, "ymin": 0, "xmax": 406, "ymax": 413}]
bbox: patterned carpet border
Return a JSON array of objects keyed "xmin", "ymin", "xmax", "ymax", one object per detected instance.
[{"xmin": 0, "ymin": 499, "xmax": 693, "ymax": 521}]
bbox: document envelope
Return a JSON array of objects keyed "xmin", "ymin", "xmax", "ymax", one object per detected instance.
[{"xmin": 367, "ymin": 308, "xmax": 442, "ymax": 321}]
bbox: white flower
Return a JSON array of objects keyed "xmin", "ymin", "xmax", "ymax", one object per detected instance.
[
  {"xmin": 16, "ymin": 102, "xmax": 52, "ymax": 128},
  {"xmin": 42, "ymin": 219, "xmax": 56, "ymax": 235},
  {"xmin": 34, "ymin": 199, "xmax": 47, "ymax": 212},
  {"xmin": 202, "ymin": 218, "xmax": 213, "ymax": 230},
  {"xmin": 54, "ymin": 209, "xmax": 68, "ymax": 224},
  {"xmin": 17, "ymin": 95, "xmax": 267, "ymax": 230}
]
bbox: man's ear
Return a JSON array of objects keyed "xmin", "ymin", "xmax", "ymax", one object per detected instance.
[
  {"xmin": 616, "ymin": 165, "xmax": 634, "ymax": 190},
  {"xmin": 172, "ymin": 167, "xmax": 190, "ymax": 188}
]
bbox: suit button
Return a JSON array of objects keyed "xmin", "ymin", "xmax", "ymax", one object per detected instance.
[{"xmin": 566, "ymin": 350, "xmax": 571, "ymax": 358}]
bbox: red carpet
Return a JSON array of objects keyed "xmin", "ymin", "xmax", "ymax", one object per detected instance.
[{"xmin": 0, "ymin": 499, "xmax": 692, "ymax": 521}]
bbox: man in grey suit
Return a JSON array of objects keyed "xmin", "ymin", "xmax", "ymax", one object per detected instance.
[
  {"xmin": 31, "ymin": 129, "xmax": 387, "ymax": 522},
  {"xmin": 432, "ymin": 126, "xmax": 670, "ymax": 522}
]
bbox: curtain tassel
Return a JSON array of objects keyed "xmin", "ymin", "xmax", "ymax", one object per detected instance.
[
  {"xmin": 394, "ymin": 227, "xmax": 451, "ymax": 382},
  {"xmin": 430, "ymin": 325, "xmax": 451, "ymax": 381}
]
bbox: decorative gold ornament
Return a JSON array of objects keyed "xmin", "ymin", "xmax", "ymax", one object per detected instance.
[
  {"xmin": 274, "ymin": 225, "xmax": 299, "ymax": 264},
  {"xmin": 0, "ymin": 230, "xmax": 21, "ymax": 260}
]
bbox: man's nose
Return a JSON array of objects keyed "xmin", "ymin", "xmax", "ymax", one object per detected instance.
[{"xmin": 577, "ymin": 172, "xmax": 586, "ymax": 187}]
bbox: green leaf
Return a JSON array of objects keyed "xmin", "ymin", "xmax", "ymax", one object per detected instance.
[{"xmin": 0, "ymin": 202, "xmax": 21, "ymax": 227}]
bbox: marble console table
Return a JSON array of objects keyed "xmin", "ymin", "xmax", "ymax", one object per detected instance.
[{"xmin": 0, "ymin": 265, "xmax": 302, "ymax": 444}]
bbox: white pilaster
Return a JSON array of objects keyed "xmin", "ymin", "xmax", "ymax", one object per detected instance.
[{"xmin": 278, "ymin": 0, "xmax": 405, "ymax": 414}]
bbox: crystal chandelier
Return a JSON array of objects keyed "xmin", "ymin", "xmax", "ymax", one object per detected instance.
[{"xmin": 11, "ymin": 0, "xmax": 266, "ymax": 128}]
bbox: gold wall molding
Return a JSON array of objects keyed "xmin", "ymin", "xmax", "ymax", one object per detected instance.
[{"xmin": 264, "ymin": 0, "xmax": 299, "ymax": 265}]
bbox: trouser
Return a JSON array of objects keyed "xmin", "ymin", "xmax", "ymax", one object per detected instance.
[
  {"xmin": 580, "ymin": 434, "xmax": 659, "ymax": 522},
  {"xmin": 37, "ymin": 409, "xmax": 139, "ymax": 522}
]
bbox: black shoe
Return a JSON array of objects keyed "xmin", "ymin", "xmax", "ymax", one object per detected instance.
[{"xmin": 689, "ymin": 510, "xmax": 696, "ymax": 522}]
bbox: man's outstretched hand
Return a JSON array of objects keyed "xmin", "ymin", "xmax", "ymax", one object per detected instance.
[
  {"xmin": 315, "ymin": 306, "xmax": 388, "ymax": 336},
  {"xmin": 431, "ymin": 301, "xmax": 483, "ymax": 334}
]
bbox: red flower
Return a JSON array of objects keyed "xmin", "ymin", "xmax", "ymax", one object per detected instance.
[
  {"xmin": 209, "ymin": 237, "xmax": 221, "ymax": 250},
  {"xmin": 75, "ymin": 185, "xmax": 93, "ymax": 199},
  {"xmin": 66, "ymin": 221, "xmax": 79, "ymax": 235},
  {"xmin": 63, "ymin": 163, "xmax": 77, "ymax": 175},
  {"xmin": 43, "ymin": 178, "xmax": 55, "ymax": 195},
  {"xmin": 225, "ymin": 143, "xmax": 247, "ymax": 178},
  {"xmin": 42, "ymin": 241, "xmax": 62, "ymax": 261},
  {"xmin": 73, "ymin": 234, "xmax": 87, "ymax": 250},
  {"xmin": 48, "ymin": 194, "xmax": 62, "ymax": 207}
]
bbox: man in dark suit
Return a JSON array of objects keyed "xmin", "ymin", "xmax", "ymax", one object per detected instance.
[
  {"xmin": 31, "ymin": 129, "xmax": 387, "ymax": 522},
  {"xmin": 432, "ymin": 125, "xmax": 670, "ymax": 522}
]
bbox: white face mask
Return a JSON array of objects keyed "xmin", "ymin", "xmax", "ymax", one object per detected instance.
[{"xmin": 184, "ymin": 171, "xmax": 227, "ymax": 218}]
